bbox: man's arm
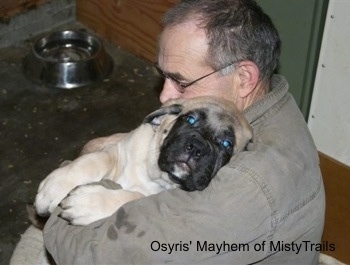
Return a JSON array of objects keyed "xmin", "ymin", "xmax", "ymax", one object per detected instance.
[{"xmin": 43, "ymin": 163, "xmax": 272, "ymax": 265}]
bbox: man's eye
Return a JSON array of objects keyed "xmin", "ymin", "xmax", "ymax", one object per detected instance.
[
  {"xmin": 186, "ymin": 115, "xmax": 197, "ymax": 125},
  {"xmin": 178, "ymin": 81, "xmax": 189, "ymax": 87},
  {"xmin": 168, "ymin": 76, "xmax": 188, "ymax": 86},
  {"xmin": 221, "ymin": 139, "xmax": 233, "ymax": 149}
]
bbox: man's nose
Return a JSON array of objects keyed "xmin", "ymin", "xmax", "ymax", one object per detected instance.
[{"xmin": 159, "ymin": 79, "xmax": 182, "ymax": 103}]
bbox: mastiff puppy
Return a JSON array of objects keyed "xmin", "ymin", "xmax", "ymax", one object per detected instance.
[{"xmin": 34, "ymin": 96, "xmax": 252, "ymax": 225}]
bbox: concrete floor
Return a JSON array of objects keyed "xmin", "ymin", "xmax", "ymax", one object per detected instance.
[{"xmin": 0, "ymin": 24, "xmax": 161, "ymax": 264}]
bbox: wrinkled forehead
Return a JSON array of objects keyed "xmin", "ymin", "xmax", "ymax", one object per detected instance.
[
  {"xmin": 182, "ymin": 104, "xmax": 236, "ymax": 131},
  {"xmin": 160, "ymin": 97, "xmax": 240, "ymax": 129}
]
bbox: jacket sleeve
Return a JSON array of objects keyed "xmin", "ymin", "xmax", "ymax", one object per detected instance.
[{"xmin": 43, "ymin": 160, "xmax": 272, "ymax": 265}]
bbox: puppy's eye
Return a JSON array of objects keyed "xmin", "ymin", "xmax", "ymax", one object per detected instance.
[
  {"xmin": 186, "ymin": 115, "xmax": 197, "ymax": 125},
  {"xmin": 221, "ymin": 139, "xmax": 233, "ymax": 149}
]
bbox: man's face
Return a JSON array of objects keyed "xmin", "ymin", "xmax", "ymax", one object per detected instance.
[{"xmin": 157, "ymin": 20, "xmax": 240, "ymax": 104}]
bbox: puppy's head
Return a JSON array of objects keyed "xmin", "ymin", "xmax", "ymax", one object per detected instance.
[{"xmin": 144, "ymin": 96, "xmax": 252, "ymax": 191}]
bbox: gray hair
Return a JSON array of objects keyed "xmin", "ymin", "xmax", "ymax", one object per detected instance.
[{"xmin": 163, "ymin": 0, "xmax": 281, "ymax": 81}]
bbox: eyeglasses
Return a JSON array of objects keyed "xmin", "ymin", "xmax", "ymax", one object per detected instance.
[{"xmin": 154, "ymin": 62, "xmax": 235, "ymax": 93}]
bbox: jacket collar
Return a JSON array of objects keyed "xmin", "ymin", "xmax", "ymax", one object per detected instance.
[{"xmin": 243, "ymin": 74, "xmax": 289, "ymax": 124}]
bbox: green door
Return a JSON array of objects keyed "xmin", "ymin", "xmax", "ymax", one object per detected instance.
[{"xmin": 256, "ymin": 0, "xmax": 329, "ymax": 119}]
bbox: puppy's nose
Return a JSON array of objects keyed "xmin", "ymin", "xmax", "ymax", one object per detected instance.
[{"xmin": 185, "ymin": 139, "xmax": 206, "ymax": 159}]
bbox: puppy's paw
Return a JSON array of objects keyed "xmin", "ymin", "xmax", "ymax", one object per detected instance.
[
  {"xmin": 59, "ymin": 184, "xmax": 144, "ymax": 226},
  {"xmin": 34, "ymin": 167, "xmax": 80, "ymax": 216}
]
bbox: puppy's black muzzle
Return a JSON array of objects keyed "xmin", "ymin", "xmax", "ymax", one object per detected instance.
[
  {"xmin": 159, "ymin": 131, "xmax": 216, "ymax": 191},
  {"xmin": 158, "ymin": 109, "xmax": 236, "ymax": 192},
  {"xmin": 184, "ymin": 134, "xmax": 210, "ymax": 161}
]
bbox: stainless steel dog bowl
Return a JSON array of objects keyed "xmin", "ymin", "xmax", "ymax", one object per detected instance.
[{"xmin": 23, "ymin": 30, "xmax": 113, "ymax": 89}]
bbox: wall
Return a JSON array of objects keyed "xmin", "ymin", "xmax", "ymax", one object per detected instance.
[
  {"xmin": 256, "ymin": 0, "xmax": 328, "ymax": 118},
  {"xmin": 0, "ymin": 0, "xmax": 76, "ymax": 48},
  {"xmin": 308, "ymin": 0, "xmax": 350, "ymax": 167},
  {"xmin": 309, "ymin": 4, "xmax": 350, "ymax": 261},
  {"xmin": 0, "ymin": 0, "xmax": 48, "ymax": 18},
  {"xmin": 320, "ymin": 153, "xmax": 350, "ymax": 264},
  {"xmin": 76, "ymin": 0, "xmax": 177, "ymax": 62}
]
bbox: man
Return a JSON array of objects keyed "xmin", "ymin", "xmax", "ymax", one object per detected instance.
[{"xmin": 44, "ymin": 0, "xmax": 325, "ymax": 264}]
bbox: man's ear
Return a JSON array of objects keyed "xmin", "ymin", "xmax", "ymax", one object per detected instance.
[{"xmin": 236, "ymin": 61, "xmax": 260, "ymax": 98}]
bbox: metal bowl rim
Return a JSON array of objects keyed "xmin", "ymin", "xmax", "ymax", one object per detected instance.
[{"xmin": 31, "ymin": 30, "xmax": 103, "ymax": 63}]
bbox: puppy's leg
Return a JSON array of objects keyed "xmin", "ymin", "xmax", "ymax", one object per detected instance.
[
  {"xmin": 59, "ymin": 183, "xmax": 144, "ymax": 225},
  {"xmin": 80, "ymin": 133, "xmax": 127, "ymax": 155},
  {"xmin": 35, "ymin": 151, "xmax": 115, "ymax": 216}
]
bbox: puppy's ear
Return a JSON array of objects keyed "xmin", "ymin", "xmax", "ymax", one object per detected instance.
[
  {"xmin": 143, "ymin": 104, "xmax": 183, "ymax": 126},
  {"xmin": 233, "ymin": 117, "xmax": 253, "ymax": 154}
]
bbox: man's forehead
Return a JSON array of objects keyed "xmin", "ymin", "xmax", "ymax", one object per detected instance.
[{"xmin": 159, "ymin": 21, "xmax": 208, "ymax": 61}]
